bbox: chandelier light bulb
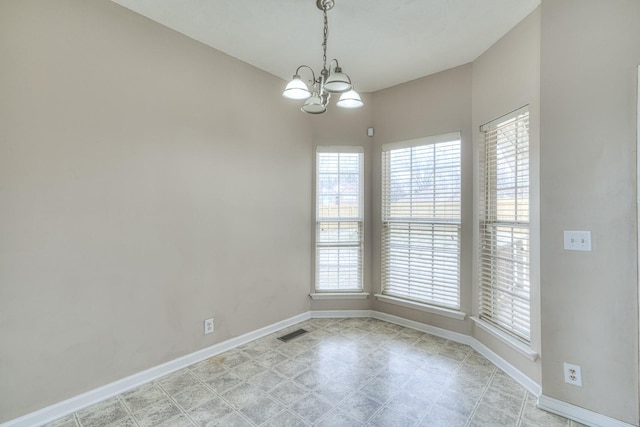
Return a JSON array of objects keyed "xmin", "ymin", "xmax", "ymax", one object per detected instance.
[
  {"xmin": 324, "ymin": 67, "xmax": 352, "ymax": 93},
  {"xmin": 282, "ymin": 75, "xmax": 312, "ymax": 100},
  {"xmin": 301, "ymin": 94, "xmax": 327, "ymax": 114},
  {"xmin": 336, "ymin": 89, "xmax": 363, "ymax": 109}
]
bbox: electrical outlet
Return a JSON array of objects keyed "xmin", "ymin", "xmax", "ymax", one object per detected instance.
[
  {"xmin": 204, "ymin": 318, "xmax": 214, "ymax": 335},
  {"xmin": 563, "ymin": 362, "xmax": 582, "ymax": 386}
]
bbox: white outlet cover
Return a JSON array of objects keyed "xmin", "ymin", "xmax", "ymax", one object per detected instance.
[
  {"xmin": 563, "ymin": 362, "xmax": 582, "ymax": 387},
  {"xmin": 204, "ymin": 318, "xmax": 214, "ymax": 335}
]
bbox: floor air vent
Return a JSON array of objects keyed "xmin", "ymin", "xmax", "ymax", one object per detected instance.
[{"xmin": 277, "ymin": 328, "xmax": 308, "ymax": 342}]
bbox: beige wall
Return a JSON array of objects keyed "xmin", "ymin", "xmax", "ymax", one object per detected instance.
[
  {"xmin": 540, "ymin": 0, "xmax": 640, "ymax": 424},
  {"xmin": 0, "ymin": 0, "xmax": 312, "ymax": 421},
  {"xmin": 370, "ymin": 64, "xmax": 474, "ymax": 334},
  {"xmin": 471, "ymin": 8, "xmax": 542, "ymax": 382}
]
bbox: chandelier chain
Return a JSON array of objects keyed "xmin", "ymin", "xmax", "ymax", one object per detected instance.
[{"xmin": 322, "ymin": 8, "xmax": 328, "ymax": 74}]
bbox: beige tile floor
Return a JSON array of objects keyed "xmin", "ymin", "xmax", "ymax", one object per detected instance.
[{"xmin": 43, "ymin": 318, "xmax": 583, "ymax": 427}]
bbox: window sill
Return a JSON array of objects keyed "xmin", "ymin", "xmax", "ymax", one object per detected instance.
[
  {"xmin": 374, "ymin": 294, "xmax": 466, "ymax": 320},
  {"xmin": 470, "ymin": 316, "xmax": 538, "ymax": 361},
  {"xmin": 310, "ymin": 292, "xmax": 370, "ymax": 300}
]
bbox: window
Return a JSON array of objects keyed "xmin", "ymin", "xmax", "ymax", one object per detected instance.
[
  {"xmin": 478, "ymin": 107, "xmax": 530, "ymax": 342},
  {"xmin": 315, "ymin": 147, "xmax": 363, "ymax": 291},
  {"xmin": 381, "ymin": 133, "xmax": 461, "ymax": 309}
]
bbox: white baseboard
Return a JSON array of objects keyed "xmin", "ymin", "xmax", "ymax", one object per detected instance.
[
  {"xmin": 371, "ymin": 310, "xmax": 471, "ymax": 342},
  {"xmin": 373, "ymin": 294, "xmax": 467, "ymax": 320},
  {"xmin": 309, "ymin": 292, "xmax": 370, "ymax": 300},
  {"xmin": 1, "ymin": 312, "xmax": 310, "ymax": 427},
  {"xmin": 470, "ymin": 337, "xmax": 541, "ymax": 396},
  {"xmin": 538, "ymin": 395, "xmax": 636, "ymax": 427},
  {"xmin": 310, "ymin": 309, "xmax": 372, "ymax": 318}
]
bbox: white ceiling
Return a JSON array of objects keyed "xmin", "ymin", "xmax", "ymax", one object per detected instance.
[{"xmin": 110, "ymin": 0, "xmax": 540, "ymax": 93}]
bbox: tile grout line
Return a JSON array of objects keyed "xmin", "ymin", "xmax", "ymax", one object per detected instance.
[
  {"xmin": 197, "ymin": 369, "xmax": 259, "ymax": 426},
  {"xmin": 225, "ymin": 332, "xmax": 321, "ymax": 426},
  {"xmin": 516, "ymin": 390, "xmax": 530, "ymax": 427},
  {"xmin": 186, "ymin": 359, "xmax": 255, "ymax": 426},
  {"xmin": 276, "ymin": 326, "xmax": 339, "ymax": 426},
  {"xmin": 434, "ymin": 344, "xmax": 484, "ymax": 427},
  {"xmin": 355, "ymin": 326, "xmax": 410, "ymax": 425},
  {"xmin": 296, "ymin": 324, "xmax": 376, "ymax": 425},
  {"xmin": 116, "ymin": 394, "xmax": 141, "ymax": 426},
  {"xmin": 183, "ymin": 366, "xmax": 224, "ymax": 425},
  {"xmin": 153, "ymin": 377, "xmax": 198, "ymax": 426},
  {"xmin": 364, "ymin": 325, "xmax": 431, "ymax": 426},
  {"xmin": 178, "ymin": 370, "xmax": 213, "ymax": 426},
  {"xmin": 464, "ymin": 364, "xmax": 497, "ymax": 427}
]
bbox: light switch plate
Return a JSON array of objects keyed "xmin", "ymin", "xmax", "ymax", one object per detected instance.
[{"xmin": 563, "ymin": 231, "xmax": 592, "ymax": 251}]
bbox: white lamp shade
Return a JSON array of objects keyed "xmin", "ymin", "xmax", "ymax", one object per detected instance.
[
  {"xmin": 324, "ymin": 71, "xmax": 352, "ymax": 93},
  {"xmin": 336, "ymin": 89, "xmax": 363, "ymax": 108},
  {"xmin": 301, "ymin": 95, "xmax": 327, "ymax": 114},
  {"xmin": 283, "ymin": 76, "xmax": 311, "ymax": 100}
]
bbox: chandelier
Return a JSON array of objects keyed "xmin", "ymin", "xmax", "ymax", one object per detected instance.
[{"xmin": 282, "ymin": 0, "xmax": 363, "ymax": 114}]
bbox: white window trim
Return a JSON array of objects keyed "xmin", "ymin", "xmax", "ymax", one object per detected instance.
[
  {"xmin": 380, "ymin": 132, "xmax": 462, "ymax": 310},
  {"xmin": 478, "ymin": 106, "xmax": 532, "ymax": 342},
  {"xmin": 374, "ymin": 294, "xmax": 466, "ymax": 320},
  {"xmin": 309, "ymin": 292, "xmax": 370, "ymax": 300},
  {"xmin": 479, "ymin": 105, "xmax": 529, "ymax": 132},
  {"xmin": 316, "ymin": 146, "xmax": 364, "ymax": 153},
  {"xmin": 381, "ymin": 132, "xmax": 461, "ymax": 151},
  {"xmin": 314, "ymin": 146, "xmax": 364, "ymax": 292}
]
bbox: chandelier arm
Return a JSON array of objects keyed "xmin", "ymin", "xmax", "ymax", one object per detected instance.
[
  {"xmin": 329, "ymin": 58, "xmax": 341, "ymax": 73},
  {"xmin": 330, "ymin": 58, "xmax": 351, "ymax": 85},
  {"xmin": 295, "ymin": 65, "xmax": 317, "ymax": 86}
]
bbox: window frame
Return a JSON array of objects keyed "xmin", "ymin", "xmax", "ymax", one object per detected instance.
[
  {"xmin": 314, "ymin": 146, "xmax": 364, "ymax": 292},
  {"xmin": 478, "ymin": 106, "xmax": 531, "ymax": 343},
  {"xmin": 380, "ymin": 132, "xmax": 462, "ymax": 310}
]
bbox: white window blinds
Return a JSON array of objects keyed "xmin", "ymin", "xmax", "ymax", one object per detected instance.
[
  {"xmin": 479, "ymin": 107, "xmax": 531, "ymax": 342},
  {"xmin": 381, "ymin": 133, "xmax": 461, "ymax": 309},
  {"xmin": 315, "ymin": 147, "xmax": 363, "ymax": 291}
]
